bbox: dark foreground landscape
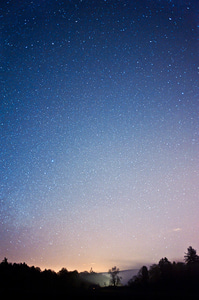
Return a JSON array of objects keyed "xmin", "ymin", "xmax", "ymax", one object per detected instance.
[
  {"xmin": 3, "ymin": 285, "xmax": 199, "ymax": 300},
  {"xmin": 1, "ymin": 247, "xmax": 199, "ymax": 299}
]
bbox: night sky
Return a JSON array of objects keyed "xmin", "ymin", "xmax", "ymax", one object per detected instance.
[{"xmin": 1, "ymin": 0, "xmax": 199, "ymax": 272}]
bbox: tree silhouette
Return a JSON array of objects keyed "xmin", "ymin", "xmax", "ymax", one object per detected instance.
[
  {"xmin": 108, "ymin": 266, "xmax": 121, "ymax": 287},
  {"xmin": 184, "ymin": 246, "xmax": 199, "ymax": 264},
  {"xmin": 130, "ymin": 265, "xmax": 149, "ymax": 287},
  {"xmin": 148, "ymin": 264, "xmax": 161, "ymax": 283},
  {"xmin": 158, "ymin": 257, "xmax": 172, "ymax": 284},
  {"xmin": 139, "ymin": 266, "xmax": 149, "ymax": 284},
  {"xmin": 2, "ymin": 257, "xmax": 8, "ymax": 264}
]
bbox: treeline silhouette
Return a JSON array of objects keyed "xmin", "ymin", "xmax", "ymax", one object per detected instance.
[
  {"xmin": 0, "ymin": 246, "xmax": 199, "ymax": 298},
  {"xmin": 0, "ymin": 258, "xmax": 90, "ymax": 296},
  {"xmin": 128, "ymin": 246, "xmax": 199, "ymax": 294}
]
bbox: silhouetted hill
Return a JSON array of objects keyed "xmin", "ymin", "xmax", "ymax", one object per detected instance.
[{"xmin": 119, "ymin": 269, "xmax": 140, "ymax": 285}]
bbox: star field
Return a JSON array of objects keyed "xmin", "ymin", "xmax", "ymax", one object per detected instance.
[{"xmin": 1, "ymin": 0, "xmax": 199, "ymax": 271}]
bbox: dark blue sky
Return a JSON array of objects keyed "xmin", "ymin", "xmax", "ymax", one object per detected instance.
[{"xmin": 1, "ymin": 0, "xmax": 199, "ymax": 271}]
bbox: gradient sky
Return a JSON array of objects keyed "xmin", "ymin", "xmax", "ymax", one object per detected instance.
[{"xmin": 1, "ymin": 0, "xmax": 199, "ymax": 272}]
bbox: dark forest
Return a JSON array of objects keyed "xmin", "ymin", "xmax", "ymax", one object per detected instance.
[{"xmin": 1, "ymin": 246, "xmax": 199, "ymax": 299}]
